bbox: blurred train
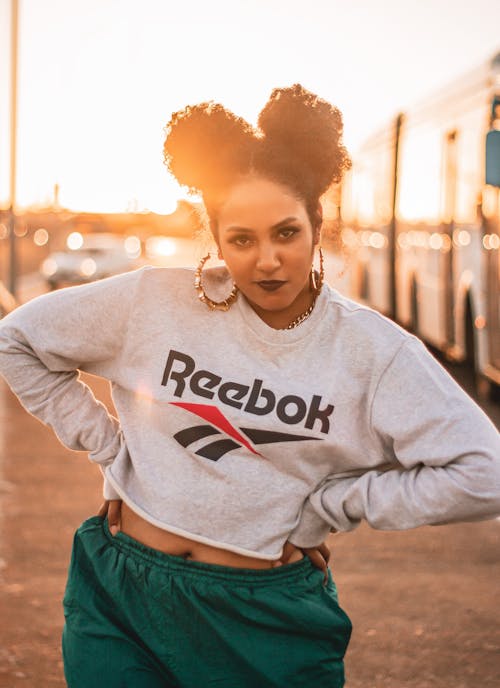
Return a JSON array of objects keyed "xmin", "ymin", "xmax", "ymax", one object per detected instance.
[{"xmin": 339, "ymin": 51, "xmax": 500, "ymax": 395}]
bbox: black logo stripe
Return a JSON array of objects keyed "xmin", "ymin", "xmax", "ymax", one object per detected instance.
[
  {"xmin": 171, "ymin": 409, "xmax": 324, "ymax": 463},
  {"xmin": 240, "ymin": 428, "xmax": 321, "ymax": 445},
  {"xmin": 196, "ymin": 439, "xmax": 241, "ymax": 461},
  {"xmin": 174, "ymin": 425, "xmax": 221, "ymax": 447}
]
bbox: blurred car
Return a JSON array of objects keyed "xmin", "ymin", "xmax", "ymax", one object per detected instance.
[{"xmin": 40, "ymin": 232, "xmax": 140, "ymax": 290}]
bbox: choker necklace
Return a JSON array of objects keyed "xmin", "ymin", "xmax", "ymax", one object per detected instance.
[{"xmin": 282, "ymin": 293, "xmax": 318, "ymax": 330}]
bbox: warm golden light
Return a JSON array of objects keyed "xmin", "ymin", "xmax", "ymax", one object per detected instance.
[
  {"xmin": 41, "ymin": 257, "xmax": 58, "ymax": 277},
  {"xmin": 369, "ymin": 232, "xmax": 386, "ymax": 249},
  {"xmin": 33, "ymin": 228, "xmax": 49, "ymax": 246},
  {"xmin": 1, "ymin": 3, "xmax": 499, "ymax": 214},
  {"xmin": 79, "ymin": 258, "xmax": 97, "ymax": 277},
  {"xmin": 483, "ymin": 233, "xmax": 500, "ymax": 250},
  {"xmin": 454, "ymin": 230, "xmax": 471, "ymax": 247},
  {"xmin": 124, "ymin": 236, "xmax": 142, "ymax": 259},
  {"xmin": 67, "ymin": 232, "xmax": 84, "ymax": 250},
  {"xmin": 398, "ymin": 128, "xmax": 441, "ymax": 222},
  {"xmin": 146, "ymin": 236, "xmax": 177, "ymax": 258},
  {"xmin": 14, "ymin": 224, "xmax": 27, "ymax": 237},
  {"xmin": 429, "ymin": 233, "xmax": 443, "ymax": 250}
]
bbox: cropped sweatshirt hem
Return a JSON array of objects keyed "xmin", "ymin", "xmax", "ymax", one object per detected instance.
[{"xmin": 104, "ymin": 470, "xmax": 283, "ymax": 560}]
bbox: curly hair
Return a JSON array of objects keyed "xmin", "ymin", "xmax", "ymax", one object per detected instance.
[{"xmin": 163, "ymin": 84, "xmax": 351, "ymax": 231}]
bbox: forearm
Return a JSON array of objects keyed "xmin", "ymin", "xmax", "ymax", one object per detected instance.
[
  {"xmin": 0, "ymin": 345, "xmax": 122, "ymax": 463},
  {"xmin": 306, "ymin": 449, "xmax": 500, "ymax": 533}
]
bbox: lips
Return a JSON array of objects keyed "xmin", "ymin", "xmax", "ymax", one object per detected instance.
[{"xmin": 256, "ymin": 280, "xmax": 287, "ymax": 292}]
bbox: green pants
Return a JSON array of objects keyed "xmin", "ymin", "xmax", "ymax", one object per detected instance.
[{"xmin": 62, "ymin": 516, "xmax": 352, "ymax": 687}]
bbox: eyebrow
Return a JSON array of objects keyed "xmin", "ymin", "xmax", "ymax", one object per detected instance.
[{"xmin": 225, "ymin": 216, "xmax": 300, "ymax": 233}]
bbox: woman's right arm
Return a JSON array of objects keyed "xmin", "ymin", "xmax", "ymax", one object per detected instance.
[{"xmin": 0, "ymin": 267, "xmax": 146, "ymax": 469}]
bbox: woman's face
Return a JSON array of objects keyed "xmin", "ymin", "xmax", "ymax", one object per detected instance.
[{"xmin": 216, "ymin": 176, "xmax": 320, "ymax": 329}]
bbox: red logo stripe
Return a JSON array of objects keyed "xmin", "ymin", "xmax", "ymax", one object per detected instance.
[{"xmin": 169, "ymin": 402, "xmax": 261, "ymax": 456}]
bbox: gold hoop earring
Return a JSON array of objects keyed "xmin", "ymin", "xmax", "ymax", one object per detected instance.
[
  {"xmin": 194, "ymin": 254, "xmax": 238, "ymax": 311},
  {"xmin": 310, "ymin": 246, "xmax": 324, "ymax": 295}
]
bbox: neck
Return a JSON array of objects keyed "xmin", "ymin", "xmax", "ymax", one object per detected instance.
[{"xmin": 246, "ymin": 283, "xmax": 317, "ymax": 330}]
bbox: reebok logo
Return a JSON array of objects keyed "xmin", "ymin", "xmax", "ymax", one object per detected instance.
[
  {"xmin": 161, "ymin": 350, "xmax": 334, "ymax": 434},
  {"xmin": 170, "ymin": 402, "xmax": 322, "ymax": 461}
]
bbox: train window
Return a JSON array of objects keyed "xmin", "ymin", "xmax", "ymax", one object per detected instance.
[
  {"xmin": 398, "ymin": 126, "xmax": 441, "ymax": 222},
  {"xmin": 486, "ymin": 130, "xmax": 500, "ymax": 187},
  {"xmin": 454, "ymin": 115, "xmax": 482, "ymax": 225}
]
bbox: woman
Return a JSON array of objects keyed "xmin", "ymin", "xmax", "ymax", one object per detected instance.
[{"xmin": 0, "ymin": 85, "xmax": 499, "ymax": 688}]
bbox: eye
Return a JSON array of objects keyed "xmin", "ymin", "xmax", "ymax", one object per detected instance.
[
  {"xmin": 278, "ymin": 226, "xmax": 299, "ymax": 239},
  {"xmin": 229, "ymin": 235, "xmax": 253, "ymax": 247}
]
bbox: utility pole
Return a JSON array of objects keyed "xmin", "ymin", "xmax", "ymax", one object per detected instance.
[
  {"xmin": 8, "ymin": 0, "xmax": 19, "ymax": 298},
  {"xmin": 389, "ymin": 113, "xmax": 403, "ymax": 322}
]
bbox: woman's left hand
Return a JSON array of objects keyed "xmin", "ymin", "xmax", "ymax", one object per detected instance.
[{"xmin": 275, "ymin": 540, "xmax": 331, "ymax": 583}]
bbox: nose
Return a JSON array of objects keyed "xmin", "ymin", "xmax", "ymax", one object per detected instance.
[{"xmin": 255, "ymin": 242, "xmax": 280, "ymax": 273}]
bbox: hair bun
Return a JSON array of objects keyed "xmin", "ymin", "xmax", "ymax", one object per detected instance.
[
  {"xmin": 163, "ymin": 102, "xmax": 253, "ymax": 195},
  {"xmin": 257, "ymin": 84, "xmax": 350, "ymax": 192}
]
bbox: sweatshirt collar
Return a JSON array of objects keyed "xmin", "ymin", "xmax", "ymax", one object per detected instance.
[{"xmin": 235, "ymin": 283, "xmax": 329, "ymax": 345}]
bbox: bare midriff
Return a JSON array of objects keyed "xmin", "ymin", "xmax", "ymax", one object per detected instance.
[{"xmin": 119, "ymin": 502, "xmax": 304, "ymax": 569}]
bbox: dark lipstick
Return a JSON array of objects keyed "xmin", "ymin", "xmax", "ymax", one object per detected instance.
[{"xmin": 256, "ymin": 280, "xmax": 286, "ymax": 292}]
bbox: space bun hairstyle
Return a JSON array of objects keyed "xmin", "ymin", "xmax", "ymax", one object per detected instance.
[{"xmin": 163, "ymin": 84, "xmax": 351, "ymax": 232}]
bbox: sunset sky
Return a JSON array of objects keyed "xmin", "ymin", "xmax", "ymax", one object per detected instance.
[{"xmin": 0, "ymin": 0, "xmax": 499, "ymax": 213}]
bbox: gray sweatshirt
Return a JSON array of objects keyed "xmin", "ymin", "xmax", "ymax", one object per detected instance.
[{"xmin": 0, "ymin": 265, "xmax": 498, "ymax": 559}]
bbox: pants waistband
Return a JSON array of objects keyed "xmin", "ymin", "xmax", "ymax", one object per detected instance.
[{"xmin": 95, "ymin": 516, "xmax": 317, "ymax": 585}]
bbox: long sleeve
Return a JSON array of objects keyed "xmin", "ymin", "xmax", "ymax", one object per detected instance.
[
  {"xmin": 0, "ymin": 268, "xmax": 144, "ymax": 470},
  {"xmin": 290, "ymin": 337, "xmax": 500, "ymax": 541}
]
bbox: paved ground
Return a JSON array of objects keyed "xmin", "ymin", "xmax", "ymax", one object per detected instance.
[{"xmin": 0, "ymin": 372, "xmax": 499, "ymax": 688}]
